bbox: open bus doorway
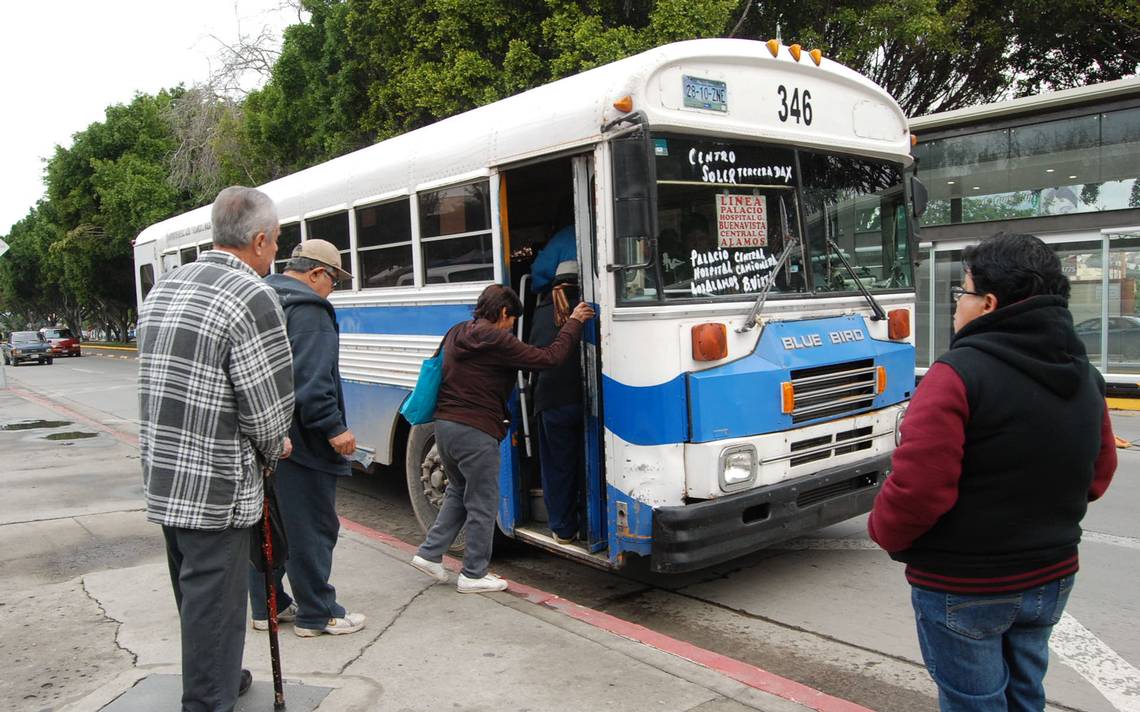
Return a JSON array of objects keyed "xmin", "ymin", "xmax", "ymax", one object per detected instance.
[{"xmin": 499, "ymin": 153, "xmax": 608, "ymax": 566}]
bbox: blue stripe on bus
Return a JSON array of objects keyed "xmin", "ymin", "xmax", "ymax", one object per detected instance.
[
  {"xmin": 687, "ymin": 315, "xmax": 914, "ymax": 442},
  {"xmin": 607, "ymin": 485, "xmax": 654, "ymax": 558},
  {"xmin": 342, "ymin": 380, "xmax": 411, "ymax": 466},
  {"xmin": 335, "ymin": 303, "xmax": 474, "ymax": 335},
  {"xmin": 601, "ymin": 373, "xmax": 689, "ymax": 446}
]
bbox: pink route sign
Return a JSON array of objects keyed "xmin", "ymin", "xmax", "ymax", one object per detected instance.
[{"xmin": 716, "ymin": 194, "xmax": 768, "ymax": 248}]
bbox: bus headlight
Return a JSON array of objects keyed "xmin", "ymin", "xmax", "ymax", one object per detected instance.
[
  {"xmin": 894, "ymin": 408, "xmax": 907, "ymax": 446},
  {"xmin": 720, "ymin": 445, "xmax": 757, "ymax": 491}
]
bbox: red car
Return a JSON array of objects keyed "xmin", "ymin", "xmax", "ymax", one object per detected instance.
[{"xmin": 39, "ymin": 327, "xmax": 81, "ymax": 357}]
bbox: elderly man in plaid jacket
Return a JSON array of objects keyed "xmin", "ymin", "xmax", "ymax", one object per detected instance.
[{"xmin": 138, "ymin": 186, "xmax": 294, "ymax": 712}]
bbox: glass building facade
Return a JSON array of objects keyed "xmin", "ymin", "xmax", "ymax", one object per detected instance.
[{"xmin": 909, "ymin": 79, "xmax": 1140, "ymax": 381}]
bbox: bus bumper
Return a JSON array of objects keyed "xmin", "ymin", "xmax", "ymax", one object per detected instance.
[{"xmin": 650, "ymin": 452, "xmax": 890, "ymax": 573}]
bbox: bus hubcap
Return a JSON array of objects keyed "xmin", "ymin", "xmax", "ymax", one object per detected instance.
[{"xmin": 419, "ymin": 444, "xmax": 447, "ymax": 509}]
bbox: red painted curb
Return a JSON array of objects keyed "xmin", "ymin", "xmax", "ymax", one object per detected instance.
[{"xmin": 339, "ymin": 516, "xmax": 873, "ymax": 712}]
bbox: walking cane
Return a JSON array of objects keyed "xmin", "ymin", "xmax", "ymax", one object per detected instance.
[{"xmin": 260, "ymin": 466, "xmax": 287, "ymax": 710}]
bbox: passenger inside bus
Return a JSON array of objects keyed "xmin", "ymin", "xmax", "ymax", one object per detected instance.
[
  {"xmin": 527, "ymin": 259, "xmax": 584, "ymax": 544},
  {"xmin": 500, "ymin": 155, "xmax": 592, "ymax": 547}
]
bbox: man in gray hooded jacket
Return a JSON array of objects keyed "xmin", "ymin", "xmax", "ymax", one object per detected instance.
[{"xmin": 248, "ymin": 239, "xmax": 367, "ymax": 637}]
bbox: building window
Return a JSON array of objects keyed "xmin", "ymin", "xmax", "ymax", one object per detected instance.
[
  {"xmin": 274, "ymin": 223, "xmax": 301, "ymax": 274},
  {"xmin": 356, "ymin": 199, "xmax": 413, "ymax": 288},
  {"xmin": 914, "ymin": 107, "xmax": 1140, "ymax": 226},
  {"xmin": 305, "ymin": 212, "xmax": 352, "ymax": 291},
  {"xmin": 418, "ymin": 181, "xmax": 494, "ymax": 284}
]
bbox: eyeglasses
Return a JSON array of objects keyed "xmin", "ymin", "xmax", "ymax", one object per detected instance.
[
  {"xmin": 950, "ymin": 285, "xmax": 985, "ymax": 303},
  {"xmin": 321, "ymin": 268, "xmax": 341, "ymax": 287}
]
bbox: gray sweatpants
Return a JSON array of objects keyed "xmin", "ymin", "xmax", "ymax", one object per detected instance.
[{"xmin": 417, "ymin": 419, "xmax": 500, "ymax": 578}]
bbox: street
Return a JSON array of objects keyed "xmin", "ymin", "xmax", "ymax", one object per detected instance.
[{"xmin": 2, "ymin": 352, "xmax": 1138, "ymax": 712}]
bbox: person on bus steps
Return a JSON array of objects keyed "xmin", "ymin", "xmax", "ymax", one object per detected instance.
[
  {"xmin": 529, "ymin": 259, "xmax": 586, "ymax": 545},
  {"xmin": 247, "ymin": 239, "xmax": 367, "ymax": 637},
  {"xmin": 410, "ymin": 284, "xmax": 595, "ymax": 592},
  {"xmin": 868, "ymin": 232, "xmax": 1117, "ymax": 712}
]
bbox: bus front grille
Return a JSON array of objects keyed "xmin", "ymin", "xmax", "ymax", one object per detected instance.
[{"xmin": 789, "ymin": 359, "xmax": 877, "ymax": 424}]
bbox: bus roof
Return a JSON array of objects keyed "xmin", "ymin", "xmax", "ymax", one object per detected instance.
[{"xmin": 136, "ymin": 38, "xmax": 911, "ymax": 248}]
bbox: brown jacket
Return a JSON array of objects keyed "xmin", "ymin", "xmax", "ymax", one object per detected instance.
[{"xmin": 435, "ymin": 318, "xmax": 584, "ymax": 440}]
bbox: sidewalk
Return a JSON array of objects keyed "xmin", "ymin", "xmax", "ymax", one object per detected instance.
[
  {"xmin": 0, "ymin": 387, "xmax": 853, "ymax": 712},
  {"xmin": 65, "ymin": 515, "xmax": 850, "ymax": 712}
]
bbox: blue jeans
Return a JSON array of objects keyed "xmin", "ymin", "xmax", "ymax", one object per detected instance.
[
  {"xmin": 537, "ymin": 403, "xmax": 583, "ymax": 539},
  {"xmin": 248, "ymin": 459, "xmax": 345, "ymax": 630},
  {"xmin": 911, "ymin": 575, "xmax": 1074, "ymax": 712}
]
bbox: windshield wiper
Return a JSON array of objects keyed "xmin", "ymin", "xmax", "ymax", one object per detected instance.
[
  {"xmin": 822, "ymin": 204, "xmax": 886, "ymax": 321},
  {"xmin": 738, "ymin": 196, "xmax": 799, "ymax": 333}
]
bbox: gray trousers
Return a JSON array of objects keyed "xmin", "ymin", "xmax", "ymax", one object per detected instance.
[
  {"xmin": 163, "ymin": 524, "xmax": 250, "ymax": 712},
  {"xmin": 417, "ymin": 419, "xmax": 501, "ymax": 578}
]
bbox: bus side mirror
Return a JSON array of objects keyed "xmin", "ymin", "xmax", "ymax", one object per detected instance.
[
  {"xmin": 608, "ymin": 131, "xmax": 658, "ymax": 272},
  {"xmin": 910, "ymin": 176, "xmax": 928, "ymax": 219}
]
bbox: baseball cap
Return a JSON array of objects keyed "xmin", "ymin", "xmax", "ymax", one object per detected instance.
[
  {"xmin": 292, "ymin": 239, "xmax": 352, "ymax": 280},
  {"xmin": 553, "ymin": 260, "xmax": 579, "ymax": 285}
]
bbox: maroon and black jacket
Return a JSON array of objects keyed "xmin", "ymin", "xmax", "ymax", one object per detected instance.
[
  {"xmin": 434, "ymin": 317, "xmax": 583, "ymax": 441},
  {"xmin": 868, "ymin": 295, "xmax": 1116, "ymax": 594}
]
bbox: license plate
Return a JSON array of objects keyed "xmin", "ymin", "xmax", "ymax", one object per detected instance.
[{"xmin": 683, "ymin": 75, "xmax": 728, "ymax": 112}]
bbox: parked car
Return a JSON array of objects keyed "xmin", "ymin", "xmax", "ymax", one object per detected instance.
[
  {"xmin": 1074, "ymin": 315, "xmax": 1140, "ymax": 360},
  {"xmin": 39, "ymin": 327, "xmax": 81, "ymax": 357},
  {"xmin": 3, "ymin": 331, "xmax": 53, "ymax": 366}
]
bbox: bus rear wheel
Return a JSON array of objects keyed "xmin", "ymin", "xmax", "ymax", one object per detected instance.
[{"xmin": 405, "ymin": 423, "xmax": 466, "ymax": 554}]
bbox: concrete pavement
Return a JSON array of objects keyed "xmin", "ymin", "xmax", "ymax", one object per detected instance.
[{"xmin": 0, "ymin": 386, "xmax": 852, "ymax": 712}]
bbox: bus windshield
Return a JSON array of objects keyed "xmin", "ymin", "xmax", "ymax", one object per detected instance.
[{"xmin": 620, "ymin": 135, "xmax": 912, "ymax": 302}]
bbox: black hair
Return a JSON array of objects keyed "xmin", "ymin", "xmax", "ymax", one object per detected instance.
[
  {"xmin": 961, "ymin": 232, "xmax": 1070, "ymax": 307},
  {"xmin": 473, "ymin": 284, "xmax": 523, "ymax": 321}
]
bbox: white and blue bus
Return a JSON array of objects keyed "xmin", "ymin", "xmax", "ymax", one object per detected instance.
[{"xmin": 134, "ymin": 39, "xmax": 926, "ymax": 573}]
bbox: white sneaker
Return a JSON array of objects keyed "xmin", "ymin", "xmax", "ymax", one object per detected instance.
[
  {"xmin": 252, "ymin": 602, "xmax": 298, "ymax": 630},
  {"xmin": 457, "ymin": 572, "xmax": 508, "ymax": 593},
  {"xmin": 410, "ymin": 555, "xmax": 448, "ymax": 583},
  {"xmin": 294, "ymin": 612, "xmax": 367, "ymax": 637}
]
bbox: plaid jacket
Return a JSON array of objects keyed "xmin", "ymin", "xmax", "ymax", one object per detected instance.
[{"xmin": 139, "ymin": 250, "xmax": 294, "ymax": 530}]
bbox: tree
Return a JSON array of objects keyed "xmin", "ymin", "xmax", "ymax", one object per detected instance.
[{"xmin": 43, "ymin": 90, "xmax": 194, "ymax": 339}]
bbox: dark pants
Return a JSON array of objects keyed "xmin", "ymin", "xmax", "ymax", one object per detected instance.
[
  {"xmin": 911, "ymin": 575, "xmax": 1074, "ymax": 711},
  {"xmin": 163, "ymin": 524, "xmax": 250, "ymax": 712},
  {"xmin": 248, "ymin": 458, "xmax": 345, "ymax": 630},
  {"xmin": 417, "ymin": 419, "xmax": 500, "ymax": 579},
  {"xmin": 537, "ymin": 403, "xmax": 583, "ymax": 539}
]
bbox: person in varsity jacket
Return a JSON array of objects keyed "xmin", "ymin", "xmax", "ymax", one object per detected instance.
[{"xmin": 868, "ymin": 232, "xmax": 1117, "ymax": 712}]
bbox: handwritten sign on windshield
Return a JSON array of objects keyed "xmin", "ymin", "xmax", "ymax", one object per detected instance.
[{"xmin": 716, "ymin": 194, "xmax": 768, "ymax": 248}]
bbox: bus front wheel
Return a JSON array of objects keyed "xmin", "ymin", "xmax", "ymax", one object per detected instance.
[{"xmin": 405, "ymin": 422, "xmax": 466, "ymax": 554}]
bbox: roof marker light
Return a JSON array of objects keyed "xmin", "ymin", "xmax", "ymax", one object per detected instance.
[
  {"xmin": 613, "ymin": 95, "xmax": 634, "ymax": 113},
  {"xmin": 789, "ymin": 44, "xmax": 802, "ymax": 61},
  {"xmin": 766, "ymin": 39, "xmax": 780, "ymax": 57},
  {"xmin": 911, "ymin": 134, "xmax": 919, "ymax": 147},
  {"xmin": 809, "ymin": 49, "xmax": 822, "ymax": 65}
]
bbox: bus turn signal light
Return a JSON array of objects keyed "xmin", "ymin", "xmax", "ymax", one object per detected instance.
[
  {"xmin": 692, "ymin": 322, "xmax": 728, "ymax": 362},
  {"xmin": 888, "ymin": 309, "xmax": 910, "ymax": 340},
  {"xmin": 781, "ymin": 382, "xmax": 795, "ymax": 414},
  {"xmin": 613, "ymin": 95, "xmax": 634, "ymax": 113},
  {"xmin": 877, "ymin": 366, "xmax": 888, "ymax": 395}
]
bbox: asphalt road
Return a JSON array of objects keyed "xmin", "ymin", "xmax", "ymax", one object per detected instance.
[{"xmin": 4, "ymin": 352, "xmax": 1138, "ymax": 712}]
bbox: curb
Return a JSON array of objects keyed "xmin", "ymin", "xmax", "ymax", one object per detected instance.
[{"xmin": 339, "ymin": 517, "xmax": 872, "ymax": 712}]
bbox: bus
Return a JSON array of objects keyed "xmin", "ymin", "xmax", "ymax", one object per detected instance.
[{"xmin": 134, "ymin": 38, "xmax": 926, "ymax": 573}]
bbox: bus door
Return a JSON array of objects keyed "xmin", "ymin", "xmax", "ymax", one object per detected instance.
[{"xmin": 572, "ymin": 154, "xmax": 608, "ymax": 553}]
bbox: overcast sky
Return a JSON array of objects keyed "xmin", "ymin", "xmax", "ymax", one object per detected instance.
[{"xmin": 0, "ymin": 1, "xmax": 300, "ymax": 236}]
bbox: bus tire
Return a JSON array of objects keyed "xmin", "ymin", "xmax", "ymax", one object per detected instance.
[{"xmin": 405, "ymin": 422, "xmax": 466, "ymax": 554}]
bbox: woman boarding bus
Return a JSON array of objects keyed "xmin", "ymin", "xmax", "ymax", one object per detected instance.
[{"xmin": 134, "ymin": 38, "xmax": 925, "ymax": 573}]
